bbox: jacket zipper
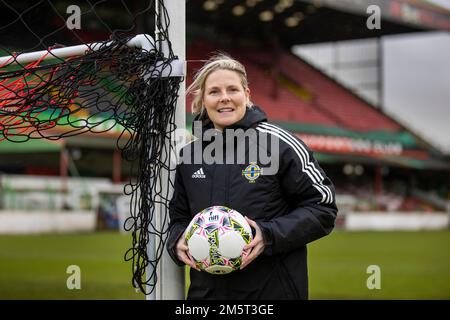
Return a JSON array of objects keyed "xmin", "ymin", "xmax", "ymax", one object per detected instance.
[
  {"xmin": 225, "ymin": 164, "xmax": 229, "ymax": 207},
  {"xmin": 224, "ymin": 134, "xmax": 230, "ymax": 207},
  {"xmin": 209, "ymin": 165, "xmax": 216, "ymax": 206}
]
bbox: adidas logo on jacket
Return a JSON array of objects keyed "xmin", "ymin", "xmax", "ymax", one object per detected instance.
[{"xmin": 192, "ymin": 168, "xmax": 206, "ymax": 179}]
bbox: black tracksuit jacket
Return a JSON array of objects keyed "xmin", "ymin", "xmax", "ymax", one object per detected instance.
[{"xmin": 167, "ymin": 106, "xmax": 338, "ymax": 300}]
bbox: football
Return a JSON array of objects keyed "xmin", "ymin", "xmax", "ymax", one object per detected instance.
[{"xmin": 185, "ymin": 206, "xmax": 253, "ymax": 274}]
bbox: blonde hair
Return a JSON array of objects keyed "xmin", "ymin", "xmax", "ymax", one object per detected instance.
[{"xmin": 187, "ymin": 53, "xmax": 253, "ymax": 116}]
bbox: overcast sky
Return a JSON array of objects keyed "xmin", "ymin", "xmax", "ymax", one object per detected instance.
[
  {"xmin": 383, "ymin": 31, "xmax": 450, "ymax": 154},
  {"xmin": 427, "ymin": 0, "xmax": 450, "ymax": 10},
  {"xmin": 294, "ymin": 30, "xmax": 450, "ymax": 154}
]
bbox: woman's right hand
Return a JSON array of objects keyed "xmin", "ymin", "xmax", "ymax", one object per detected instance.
[{"xmin": 176, "ymin": 232, "xmax": 201, "ymax": 271}]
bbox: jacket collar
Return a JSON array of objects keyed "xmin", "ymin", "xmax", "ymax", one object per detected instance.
[{"xmin": 193, "ymin": 105, "xmax": 267, "ymax": 134}]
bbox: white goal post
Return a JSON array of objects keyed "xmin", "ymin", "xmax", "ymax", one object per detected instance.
[{"xmin": 150, "ymin": 0, "xmax": 186, "ymax": 300}]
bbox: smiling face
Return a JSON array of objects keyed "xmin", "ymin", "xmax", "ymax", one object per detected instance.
[{"xmin": 202, "ymin": 69, "xmax": 250, "ymax": 131}]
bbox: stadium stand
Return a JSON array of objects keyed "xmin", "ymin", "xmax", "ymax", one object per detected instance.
[
  {"xmin": 188, "ymin": 40, "xmax": 402, "ymax": 132},
  {"xmin": 185, "ymin": 38, "xmax": 449, "ymax": 216}
]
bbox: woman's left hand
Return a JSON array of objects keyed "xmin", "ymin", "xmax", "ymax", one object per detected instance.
[{"xmin": 240, "ymin": 217, "xmax": 265, "ymax": 270}]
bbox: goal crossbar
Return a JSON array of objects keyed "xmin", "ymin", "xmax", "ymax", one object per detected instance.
[{"xmin": 0, "ymin": 34, "xmax": 184, "ymax": 77}]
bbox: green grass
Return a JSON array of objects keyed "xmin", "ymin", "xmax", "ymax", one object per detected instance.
[
  {"xmin": 308, "ymin": 230, "xmax": 450, "ymax": 299},
  {"xmin": 0, "ymin": 231, "xmax": 449, "ymax": 299},
  {"xmin": 0, "ymin": 231, "xmax": 145, "ymax": 299}
]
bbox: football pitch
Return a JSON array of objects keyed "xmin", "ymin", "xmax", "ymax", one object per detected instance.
[{"xmin": 0, "ymin": 230, "xmax": 449, "ymax": 299}]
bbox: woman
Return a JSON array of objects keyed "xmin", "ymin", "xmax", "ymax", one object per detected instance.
[{"xmin": 166, "ymin": 54, "xmax": 337, "ymax": 300}]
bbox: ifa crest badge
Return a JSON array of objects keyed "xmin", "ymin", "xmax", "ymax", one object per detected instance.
[{"xmin": 242, "ymin": 162, "xmax": 262, "ymax": 183}]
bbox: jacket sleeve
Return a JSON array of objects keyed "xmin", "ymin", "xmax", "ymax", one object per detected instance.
[
  {"xmin": 257, "ymin": 138, "xmax": 338, "ymax": 256},
  {"xmin": 166, "ymin": 165, "xmax": 192, "ymax": 266}
]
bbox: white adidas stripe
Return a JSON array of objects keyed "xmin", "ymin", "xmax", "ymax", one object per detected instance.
[
  {"xmin": 257, "ymin": 125, "xmax": 328, "ymax": 203},
  {"xmin": 256, "ymin": 124, "xmax": 321, "ymax": 184},
  {"xmin": 256, "ymin": 123, "xmax": 333, "ymax": 204},
  {"xmin": 257, "ymin": 125, "xmax": 331, "ymax": 204},
  {"xmin": 259, "ymin": 122, "xmax": 327, "ymax": 182},
  {"xmin": 259, "ymin": 122, "xmax": 333, "ymax": 204},
  {"xmin": 193, "ymin": 168, "xmax": 204, "ymax": 175},
  {"xmin": 261, "ymin": 123, "xmax": 325, "ymax": 184},
  {"xmin": 259, "ymin": 123, "xmax": 333, "ymax": 204}
]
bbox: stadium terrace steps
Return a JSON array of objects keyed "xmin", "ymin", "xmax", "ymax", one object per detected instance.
[{"xmin": 187, "ymin": 40, "xmax": 400, "ymax": 133}]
